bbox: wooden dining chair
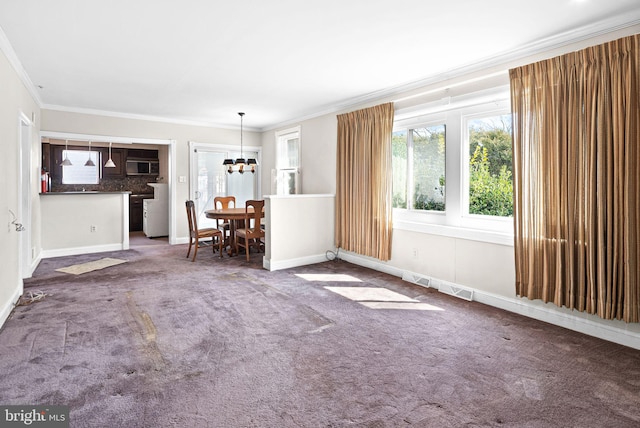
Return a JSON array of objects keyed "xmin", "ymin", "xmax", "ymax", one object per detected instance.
[
  {"xmin": 213, "ymin": 196, "xmax": 236, "ymax": 240},
  {"xmin": 235, "ymin": 200, "xmax": 265, "ymax": 261},
  {"xmin": 185, "ymin": 200, "xmax": 223, "ymax": 261}
]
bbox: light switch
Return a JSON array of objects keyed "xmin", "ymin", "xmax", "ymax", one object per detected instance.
[{"xmin": 179, "ymin": 176, "xmax": 186, "ymax": 183}]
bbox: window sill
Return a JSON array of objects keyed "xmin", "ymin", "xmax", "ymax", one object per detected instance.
[{"xmin": 393, "ymin": 219, "xmax": 514, "ymax": 246}]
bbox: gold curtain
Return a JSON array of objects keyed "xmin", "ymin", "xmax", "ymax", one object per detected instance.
[
  {"xmin": 510, "ymin": 34, "xmax": 640, "ymax": 322},
  {"xmin": 335, "ymin": 102, "xmax": 394, "ymax": 261}
]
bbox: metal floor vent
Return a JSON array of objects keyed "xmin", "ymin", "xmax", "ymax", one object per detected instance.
[
  {"xmin": 438, "ymin": 282, "xmax": 474, "ymax": 301},
  {"xmin": 401, "ymin": 272, "xmax": 431, "ymax": 288}
]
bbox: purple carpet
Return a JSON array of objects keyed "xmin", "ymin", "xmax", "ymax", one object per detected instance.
[{"xmin": 1, "ymin": 242, "xmax": 639, "ymax": 427}]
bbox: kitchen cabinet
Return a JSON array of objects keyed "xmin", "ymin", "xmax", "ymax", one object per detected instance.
[
  {"xmin": 126, "ymin": 148, "xmax": 158, "ymax": 159},
  {"xmin": 102, "ymin": 148, "xmax": 125, "ymax": 178},
  {"xmin": 129, "ymin": 194, "xmax": 153, "ymax": 231},
  {"xmin": 49, "ymin": 145, "xmax": 64, "ymax": 180},
  {"xmin": 42, "ymin": 143, "xmax": 51, "ymax": 172}
]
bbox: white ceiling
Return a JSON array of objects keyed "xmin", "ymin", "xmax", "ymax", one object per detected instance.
[{"xmin": 1, "ymin": 0, "xmax": 639, "ymax": 130}]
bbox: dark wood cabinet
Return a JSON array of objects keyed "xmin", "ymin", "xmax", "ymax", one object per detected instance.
[
  {"xmin": 102, "ymin": 148, "xmax": 125, "ymax": 178},
  {"xmin": 49, "ymin": 145, "xmax": 64, "ymax": 180},
  {"xmin": 126, "ymin": 148, "xmax": 158, "ymax": 159},
  {"xmin": 42, "ymin": 143, "xmax": 51, "ymax": 172},
  {"xmin": 129, "ymin": 195, "xmax": 152, "ymax": 232}
]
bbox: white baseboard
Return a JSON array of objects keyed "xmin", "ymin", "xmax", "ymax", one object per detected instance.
[
  {"xmin": 41, "ymin": 243, "xmax": 126, "ymax": 259},
  {"xmin": 0, "ymin": 283, "xmax": 22, "ymax": 331},
  {"xmin": 339, "ymin": 251, "xmax": 640, "ymax": 351},
  {"xmin": 264, "ymin": 253, "xmax": 330, "ymax": 271},
  {"xmin": 337, "ymin": 251, "xmax": 405, "ymax": 277},
  {"xmin": 472, "ymin": 291, "xmax": 640, "ymax": 350}
]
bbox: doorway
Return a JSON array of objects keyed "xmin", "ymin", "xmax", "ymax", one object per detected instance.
[
  {"xmin": 19, "ymin": 113, "xmax": 32, "ymax": 280},
  {"xmin": 188, "ymin": 142, "xmax": 261, "ymax": 229},
  {"xmin": 40, "ymin": 131, "xmax": 177, "ymax": 247}
]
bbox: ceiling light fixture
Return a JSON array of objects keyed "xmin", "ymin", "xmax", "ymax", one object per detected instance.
[
  {"xmin": 61, "ymin": 139, "xmax": 73, "ymax": 166},
  {"xmin": 104, "ymin": 142, "xmax": 116, "ymax": 168},
  {"xmin": 223, "ymin": 112, "xmax": 258, "ymax": 174},
  {"xmin": 84, "ymin": 141, "xmax": 95, "ymax": 167}
]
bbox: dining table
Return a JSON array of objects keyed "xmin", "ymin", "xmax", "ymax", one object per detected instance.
[{"xmin": 205, "ymin": 206, "xmax": 263, "ymax": 256}]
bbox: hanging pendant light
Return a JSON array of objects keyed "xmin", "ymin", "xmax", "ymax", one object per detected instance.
[
  {"xmin": 84, "ymin": 141, "xmax": 95, "ymax": 166},
  {"xmin": 104, "ymin": 142, "xmax": 116, "ymax": 168},
  {"xmin": 61, "ymin": 139, "xmax": 73, "ymax": 166},
  {"xmin": 223, "ymin": 112, "xmax": 258, "ymax": 174}
]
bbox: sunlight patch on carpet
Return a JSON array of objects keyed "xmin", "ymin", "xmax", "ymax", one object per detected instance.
[
  {"xmin": 55, "ymin": 258, "xmax": 128, "ymax": 275},
  {"xmin": 325, "ymin": 286, "xmax": 444, "ymax": 311},
  {"xmin": 296, "ymin": 273, "xmax": 362, "ymax": 282}
]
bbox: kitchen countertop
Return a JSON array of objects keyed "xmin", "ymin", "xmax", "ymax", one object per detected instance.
[{"xmin": 40, "ymin": 191, "xmax": 132, "ymax": 195}]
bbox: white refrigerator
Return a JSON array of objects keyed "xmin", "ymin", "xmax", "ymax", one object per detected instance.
[{"xmin": 143, "ymin": 183, "xmax": 168, "ymax": 237}]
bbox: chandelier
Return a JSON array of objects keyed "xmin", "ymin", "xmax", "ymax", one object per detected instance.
[{"xmin": 223, "ymin": 112, "xmax": 258, "ymax": 174}]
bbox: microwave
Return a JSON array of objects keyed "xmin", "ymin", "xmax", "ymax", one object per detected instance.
[{"xmin": 126, "ymin": 160, "xmax": 160, "ymax": 175}]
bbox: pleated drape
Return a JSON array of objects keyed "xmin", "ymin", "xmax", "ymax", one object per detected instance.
[
  {"xmin": 510, "ymin": 34, "xmax": 639, "ymax": 322},
  {"xmin": 335, "ymin": 103, "xmax": 394, "ymax": 261}
]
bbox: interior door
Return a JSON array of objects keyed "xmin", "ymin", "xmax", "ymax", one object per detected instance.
[
  {"xmin": 227, "ymin": 149, "xmax": 259, "ymax": 206},
  {"xmin": 189, "ymin": 144, "xmax": 259, "ymax": 229},
  {"xmin": 190, "ymin": 147, "xmax": 226, "ymax": 229}
]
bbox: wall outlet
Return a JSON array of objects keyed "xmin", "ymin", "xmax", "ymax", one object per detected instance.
[
  {"xmin": 412, "ymin": 248, "xmax": 419, "ymax": 258},
  {"xmin": 90, "ymin": 225, "xmax": 97, "ymax": 232}
]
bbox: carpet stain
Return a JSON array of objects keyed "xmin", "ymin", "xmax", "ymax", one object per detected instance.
[
  {"xmin": 140, "ymin": 312, "xmax": 158, "ymax": 342},
  {"xmin": 125, "ymin": 291, "xmax": 166, "ymax": 370}
]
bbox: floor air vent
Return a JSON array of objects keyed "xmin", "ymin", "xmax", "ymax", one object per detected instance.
[
  {"xmin": 402, "ymin": 272, "xmax": 431, "ymax": 288},
  {"xmin": 438, "ymin": 282, "xmax": 474, "ymax": 301}
]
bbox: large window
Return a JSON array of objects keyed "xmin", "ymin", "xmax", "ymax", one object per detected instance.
[
  {"xmin": 466, "ymin": 114, "xmax": 513, "ymax": 217},
  {"xmin": 392, "ymin": 124, "xmax": 446, "ymax": 211},
  {"xmin": 62, "ymin": 150, "xmax": 100, "ymax": 184},
  {"xmin": 393, "ymin": 93, "xmax": 513, "ymax": 241},
  {"xmin": 273, "ymin": 127, "xmax": 301, "ymax": 195}
]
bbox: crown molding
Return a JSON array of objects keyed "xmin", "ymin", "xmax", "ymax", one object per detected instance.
[
  {"xmin": 41, "ymin": 104, "xmax": 261, "ymax": 132},
  {"xmin": 0, "ymin": 24, "xmax": 42, "ymax": 106}
]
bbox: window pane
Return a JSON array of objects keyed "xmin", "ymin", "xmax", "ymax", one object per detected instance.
[
  {"xmin": 468, "ymin": 114, "xmax": 513, "ymax": 217},
  {"xmin": 413, "ymin": 125, "xmax": 445, "ymax": 211},
  {"xmin": 275, "ymin": 129, "xmax": 301, "ymax": 194},
  {"xmin": 275, "ymin": 169, "xmax": 299, "ymax": 195},
  {"xmin": 228, "ymin": 150, "xmax": 258, "ymax": 206},
  {"xmin": 196, "ymin": 150, "xmax": 227, "ymax": 229},
  {"xmin": 62, "ymin": 150, "xmax": 100, "ymax": 184},
  {"xmin": 392, "ymin": 130, "xmax": 407, "ymax": 208},
  {"xmin": 284, "ymin": 137, "xmax": 299, "ymax": 169},
  {"xmin": 277, "ymin": 133, "xmax": 299, "ymax": 169}
]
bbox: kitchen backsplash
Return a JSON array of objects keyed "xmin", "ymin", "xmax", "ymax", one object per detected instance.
[{"xmin": 51, "ymin": 175, "xmax": 163, "ymax": 194}]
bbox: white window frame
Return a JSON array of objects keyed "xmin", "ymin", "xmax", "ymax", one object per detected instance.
[
  {"xmin": 392, "ymin": 87, "xmax": 514, "ymax": 245},
  {"xmin": 460, "ymin": 102, "xmax": 513, "ymax": 233},
  {"xmin": 273, "ymin": 126, "xmax": 301, "ymax": 195},
  {"xmin": 393, "ymin": 116, "xmax": 448, "ymax": 226}
]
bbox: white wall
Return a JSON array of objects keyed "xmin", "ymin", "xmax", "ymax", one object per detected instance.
[
  {"xmin": 261, "ymin": 114, "xmax": 337, "ymax": 195},
  {"xmin": 40, "ymin": 193, "xmax": 129, "ymax": 257},
  {"xmin": 264, "ymin": 194, "xmax": 335, "ymax": 271},
  {"xmin": 0, "ymin": 44, "xmax": 41, "ymax": 326}
]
